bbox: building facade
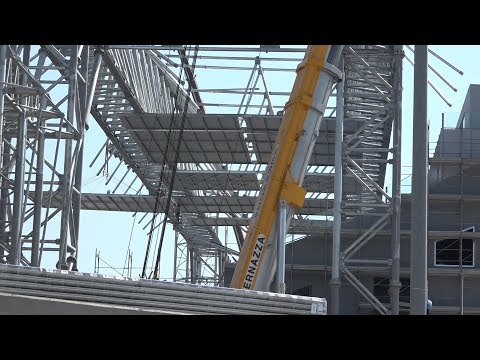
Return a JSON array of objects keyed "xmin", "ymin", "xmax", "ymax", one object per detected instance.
[{"xmin": 226, "ymin": 84, "xmax": 480, "ymax": 315}]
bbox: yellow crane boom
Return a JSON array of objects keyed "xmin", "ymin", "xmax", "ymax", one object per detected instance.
[{"xmin": 230, "ymin": 45, "xmax": 343, "ymax": 291}]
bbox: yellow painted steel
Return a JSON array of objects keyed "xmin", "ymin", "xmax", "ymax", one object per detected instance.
[
  {"xmin": 280, "ymin": 180, "xmax": 307, "ymax": 209},
  {"xmin": 230, "ymin": 45, "xmax": 330, "ymax": 289}
]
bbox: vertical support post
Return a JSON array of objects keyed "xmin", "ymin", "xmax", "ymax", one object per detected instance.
[
  {"xmin": 276, "ymin": 199, "xmax": 287, "ymax": 294},
  {"xmin": 0, "ymin": 45, "xmax": 7, "ymax": 262},
  {"xmin": 31, "ymin": 48, "xmax": 48, "ymax": 267},
  {"xmin": 214, "ymin": 252, "xmax": 218, "ymax": 286},
  {"xmin": 72, "ymin": 46, "xmax": 90, "ymax": 262},
  {"xmin": 185, "ymin": 244, "xmax": 189, "ymax": 283},
  {"xmin": 189, "ymin": 247, "xmax": 195, "ymax": 284},
  {"xmin": 129, "ymin": 251, "xmax": 133, "ymax": 277},
  {"xmin": 32, "ymin": 96, "xmax": 47, "ymax": 267},
  {"xmin": 196, "ymin": 255, "xmax": 202, "ymax": 283},
  {"xmin": 459, "ymin": 128, "xmax": 464, "ymax": 315},
  {"xmin": 59, "ymin": 45, "xmax": 78, "ymax": 268},
  {"xmin": 173, "ymin": 229, "xmax": 178, "ymax": 282},
  {"xmin": 0, "ymin": 45, "xmax": 6, "ymax": 164},
  {"xmin": 460, "ymin": 231, "xmax": 464, "ymax": 315},
  {"xmin": 11, "ymin": 118, "xmax": 26, "ymax": 264},
  {"xmin": 390, "ymin": 45, "xmax": 404, "ymax": 315},
  {"xmin": 0, "ymin": 146, "xmax": 9, "ymax": 263},
  {"xmin": 410, "ymin": 45, "xmax": 428, "ymax": 315},
  {"xmin": 94, "ymin": 248, "xmax": 99, "ymax": 273},
  {"xmin": 218, "ymin": 249, "xmax": 224, "ymax": 287},
  {"xmin": 11, "ymin": 46, "xmax": 30, "ymax": 265},
  {"xmin": 330, "ymin": 58, "xmax": 344, "ymax": 315}
]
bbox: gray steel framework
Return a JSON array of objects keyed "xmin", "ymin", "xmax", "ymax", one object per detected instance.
[
  {"xmin": 1, "ymin": 45, "xmax": 461, "ymax": 314},
  {"xmin": 46, "ymin": 45, "xmax": 230, "ymax": 285},
  {"xmin": 83, "ymin": 46, "xmax": 404, "ymax": 296},
  {"xmin": 0, "ymin": 45, "xmax": 403, "ymax": 294},
  {"xmin": 0, "ymin": 45, "xmax": 309, "ymax": 285},
  {"xmin": 331, "ymin": 46, "xmax": 400, "ymax": 314},
  {"xmin": 0, "ymin": 45, "xmax": 96, "ymax": 269}
]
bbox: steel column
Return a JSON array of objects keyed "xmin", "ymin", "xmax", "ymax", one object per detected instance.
[
  {"xmin": 330, "ymin": 59, "xmax": 344, "ymax": 315},
  {"xmin": 173, "ymin": 229, "xmax": 178, "ymax": 282},
  {"xmin": 0, "ymin": 45, "xmax": 6, "ymax": 164},
  {"xmin": 276, "ymin": 199, "xmax": 286, "ymax": 294},
  {"xmin": 11, "ymin": 46, "xmax": 31, "ymax": 265},
  {"xmin": 31, "ymin": 49, "xmax": 48, "ymax": 264},
  {"xmin": 31, "ymin": 96, "xmax": 47, "ymax": 267},
  {"xmin": 58, "ymin": 46, "xmax": 78, "ymax": 268},
  {"xmin": 0, "ymin": 146, "xmax": 9, "ymax": 263},
  {"xmin": 390, "ymin": 45, "xmax": 403, "ymax": 315},
  {"xmin": 410, "ymin": 45, "xmax": 428, "ymax": 315},
  {"xmin": 11, "ymin": 116, "xmax": 27, "ymax": 264},
  {"xmin": 0, "ymin": 45, "xmax": 6, "ymax": 262},
  {"xmin": 189, "ymin": 248, "xmax": 194, "ymax": 283},
  {"xmin": 71, "ymin": 46, "xmax": 90, "ymax": 259}
]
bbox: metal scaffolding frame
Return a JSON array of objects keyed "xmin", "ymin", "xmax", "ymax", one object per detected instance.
[
  {"xmin": 1, "ymin": 44, "xmax": 469, "ymax": 315},
  {"xmin": 0, "ymin": 44, "xmax": 403, "ymax": 294},
  {"xmin": 331, "ymin": 45, "xmax": 401, "ymax": 315},
  {"xmin": 0, "ymin": 45, "xmax": 98, "ymax": 269}
]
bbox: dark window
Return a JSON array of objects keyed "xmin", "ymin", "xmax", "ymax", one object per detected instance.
[
  {"xmin": 373, "ymin": 277, "xmax": 410, "ymax": 303},
  {"xmin": 435, "ymin": 238, "xmax": 474, "ymax": 267},
  {"xmin": 293, "ymin": 284, "xmax": 312, "ymax": 297}
]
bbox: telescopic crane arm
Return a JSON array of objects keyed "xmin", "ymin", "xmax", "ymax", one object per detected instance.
[{"xmin": 230, "ymin": 45, "xmax": 343, "ymax": 291}]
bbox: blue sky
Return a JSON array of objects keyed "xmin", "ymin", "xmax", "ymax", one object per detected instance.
[{"xmin": 37, "ymin": 45, "xmax": 480, "ymax": 281}]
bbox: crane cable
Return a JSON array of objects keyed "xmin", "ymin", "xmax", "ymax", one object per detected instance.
[
  {"xmin": 151, "ymin": 45, "xmax": 199, "ymax": 280},
  {"xmin": 141, "ymin": 46, "xmax": 190, "ymax": 278},
  {"xmin": 146, "ymin": 49, "xmax": 191, "ymax": 278},
  {"xmin": 123, "ymin": 47, "xmax": 177, "ymax": 278}
]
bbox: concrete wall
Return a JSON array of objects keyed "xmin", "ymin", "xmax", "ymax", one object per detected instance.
[
  {"xmin": 224, "ymin": 228, "xmax": 480, "ymax": 314},
  {"xmin": 457, "ymin": 85, "xmax": 480, "ymax": 129}
]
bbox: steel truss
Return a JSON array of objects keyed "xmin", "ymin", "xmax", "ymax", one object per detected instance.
[
  {"xmin": 51, "ymin": 45, "xmax": 231, "ymax": 285},
  {"xmin": 0, "ymin": 45, "xmax": 96, "ymax": 269},
  {"xmin": 330, "ymin": 45, "xmax": 403, "ymax": 314},
  {"xmin": 0, "ymin": 45, "xmax": 412, "ymax": 301}
]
